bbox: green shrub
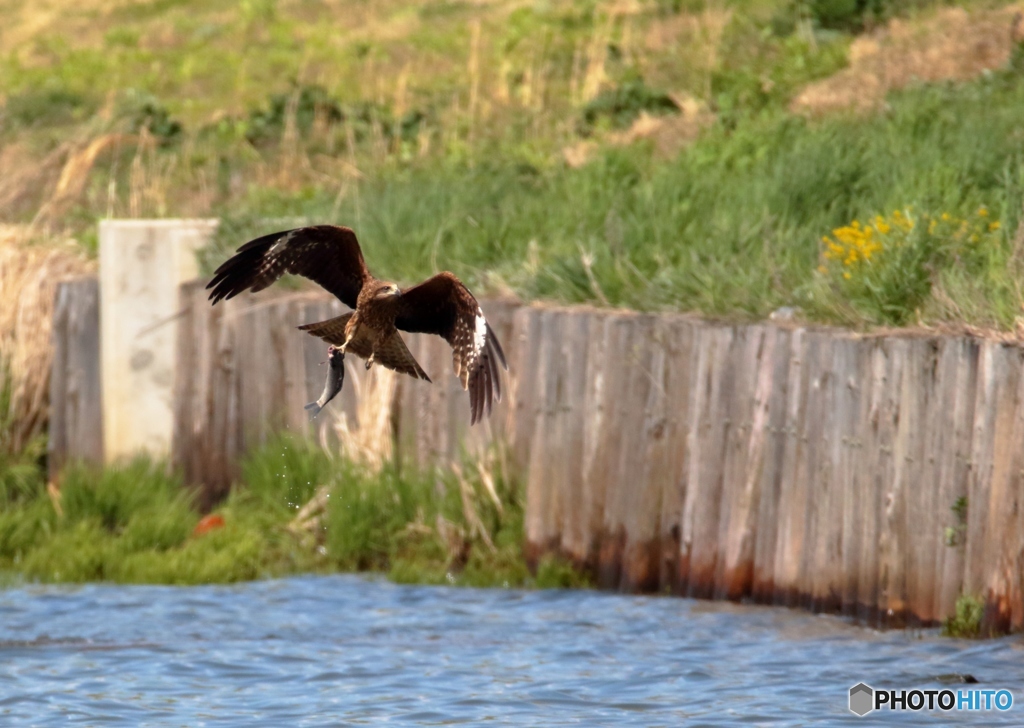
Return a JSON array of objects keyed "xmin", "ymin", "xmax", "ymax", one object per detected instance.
[
  {"xmin": 535, "ymin": 555, "xmax": 592, "ymax": 590},
  {"xmin": 59, "ymin": 458, "xmax": 194, "ymax": 535},
  {"xmin": 117, "ymin": 89, "xmax": 183, "ymax": 144},
  {"xmin": 944, "ymin": 594, "xmax": 985, "ymax": 638},
  {"xmin": 244, "ymin": 83, "xmax": 344, "ymax": 146},
  {"xmin": 579, "ymin": 77, "xmax": 679, "ymax": 135},
  {"xmin": 798, "ymin": 0, "xmax": 939, "ymax": 30}
]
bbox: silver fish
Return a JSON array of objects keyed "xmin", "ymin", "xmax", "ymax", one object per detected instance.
[{"xmin": 305, "ymin": 345, "xmax": 345, "ymax": 419}]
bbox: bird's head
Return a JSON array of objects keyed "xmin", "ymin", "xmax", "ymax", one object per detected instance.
[{"xmin": 373, "ymin": 282, "xmax": 401, "ymax": 300}]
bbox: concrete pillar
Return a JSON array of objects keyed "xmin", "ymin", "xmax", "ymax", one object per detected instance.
[{"xmin": 99, "ymin": 219, "xmax": 217, "ymax": 462}]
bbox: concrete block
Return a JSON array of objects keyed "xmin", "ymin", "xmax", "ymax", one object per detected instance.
[{"xmin": 99, "ymin": 219, "xmax": 217, "ymax": 462}]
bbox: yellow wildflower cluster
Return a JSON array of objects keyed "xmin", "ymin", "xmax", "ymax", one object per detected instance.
[
  {"xmin": 927, "ymin": 207, "xmax": 1002, "ymax": 243},
  {"xmin": 820, "ymin": 211, "xmax": 912, "ymax": 279},
  {"xmin": 819, "ymin": 206, "xmax": 1002, "ymax": 283}
]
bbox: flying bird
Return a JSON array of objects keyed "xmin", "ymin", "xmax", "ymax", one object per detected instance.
[{"xmin": 206, "ymin": 225, "xmax": 507, "ymax": 424}]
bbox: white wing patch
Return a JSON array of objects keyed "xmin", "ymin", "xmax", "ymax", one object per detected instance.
[
  {"xmin": 450, "ymin": 307, "xmax": 489, "ymax": 390},
  {"xmin": 473, "ymin": 310, "xmax": 487, "ymax": 358}
]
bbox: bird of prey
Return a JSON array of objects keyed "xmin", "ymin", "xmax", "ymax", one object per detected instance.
[{"xmin": 206, "ymin": 225, "xmax": 507, "ymax": 424}]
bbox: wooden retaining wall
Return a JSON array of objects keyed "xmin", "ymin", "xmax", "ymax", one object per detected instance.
[
  {"xmin": 54, "ymin": 277, "xmax": 1024, "ymax": 632},
  {"xmin": 506, "ymin": 307, "xmax": 1024, "ymax": 633}
]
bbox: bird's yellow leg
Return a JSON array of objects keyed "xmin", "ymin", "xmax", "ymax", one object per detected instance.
[
  {"xmin": 339, "ymin": 330, "xmax": 355, "ymax": 354},
  {"xmin": 365, "ymin": 330, "xmax": 389, "ymax": 370}
]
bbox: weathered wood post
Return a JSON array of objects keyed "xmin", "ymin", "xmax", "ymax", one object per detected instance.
[{"xmin": 48, "ymin": 277, "xmax": 103, "ymax": 479}]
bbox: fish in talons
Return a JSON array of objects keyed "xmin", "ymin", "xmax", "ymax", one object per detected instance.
[{"xmin": 305, "ymin": 345, "xmax": 346, "ymax": 420}]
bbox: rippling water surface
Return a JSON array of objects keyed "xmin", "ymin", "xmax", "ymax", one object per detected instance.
[{"xmin": 1, "ymin": 575, "xmax": 1022, "ymax": 726}]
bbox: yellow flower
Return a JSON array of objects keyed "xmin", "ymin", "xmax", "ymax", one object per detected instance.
[
  {"xmin": 990, "ymin": 221, "xmax": 1002, "ymax": 231},
  {"xmin": 978, "ymin": 207, "xmax": 989, "ymax": 217},
  {"xmin": 843, "ymin": 271, "xmax": 852, "ymax": 280},
  {"xmin": 817, "ymin": 264, "xmax": 828, "ymax": 274},
  {"xmin": 941, "ymin": 212, "xmax": 951, "ymax": 221}
]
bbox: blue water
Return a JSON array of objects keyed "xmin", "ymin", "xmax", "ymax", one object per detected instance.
[{"xmin": 1, "ymin": 575, "xmax": 1021, "ymax": 726}]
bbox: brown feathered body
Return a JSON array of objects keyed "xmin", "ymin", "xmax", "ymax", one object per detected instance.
[
  {"xmin": 206, "ymin": 225, "xmax": 506, "ymax": 423},
  {"xmin": 299, "ymin": 279, "xmax": 431, "ymax": 382}
]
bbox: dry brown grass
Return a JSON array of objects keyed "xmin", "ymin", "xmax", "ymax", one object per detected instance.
[
  {"xmin": 793, "ymin": 4, "xmax": 1023, "ymax": 115},
  {"xmin": 0, "ymin": 227, "xmax": 94, "ymax": 452},
  {"xmin": 320, "ymin": 363, "xmax": 397, "ymax": 474}
]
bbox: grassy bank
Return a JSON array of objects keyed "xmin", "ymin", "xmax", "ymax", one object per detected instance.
[
  {"xmin": 5, "ymin": 0, "xmax": 1024, "ymax": 331},
  {"xmin": 210, "ymin": 70, "xmax": 1024, "ymax": 329},
  {"xmin": 0, "ymin": 435, "xmax": 583, "ymax": 589}
]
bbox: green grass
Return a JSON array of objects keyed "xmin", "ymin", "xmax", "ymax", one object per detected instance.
[
  {"xmin": 0, "ymin": 434, "xmax": 576, "ymax": 590},
  {"xmin": 205, "ymin": 69, "xmax": 1024, "ymax": 329}
]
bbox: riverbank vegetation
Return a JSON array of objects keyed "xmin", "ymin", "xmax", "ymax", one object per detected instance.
[
  {"xmin": 0, "ymin": 433, "xmax": 583, "ymax": 589},
  {"xmin": 3, "ymin": 0, "xmax": 1024, "ymax": 331},
  {"xmin": 2, "ymin": 0, "xmax": 1023, "ymax": 612}
]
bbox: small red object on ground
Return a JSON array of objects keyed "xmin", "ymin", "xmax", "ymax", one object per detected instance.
[{"xmin": 193, "ymin": 514, "xmax": 225, "ymax": 537}]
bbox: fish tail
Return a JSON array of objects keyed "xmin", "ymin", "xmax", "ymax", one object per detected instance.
[{"xmin": 304, "ymin": 401, "xmax": 323, "ymax": 420}]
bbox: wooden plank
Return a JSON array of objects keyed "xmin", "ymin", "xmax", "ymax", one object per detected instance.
[
  {"xmin": 963, "ymin": 340, "xmax": 999, "ymax": 607},
  {"xmin": 877, "ymin": 338, "xmax": 914, "ymax": 628},
  {"xmin": 48, "ymin": 277, "xmax": 104, "ymax": 479},
  {"xmin": 802, "ymin": 333, "xmax": 835, "ymax": 614},
  {"xmin": 556, "ymin": 310, "xmax": 591, "ymax": 566},
  {"xmin": 934, "ymin": 337, "xmax": 977, "ymax": 623},
  {"xmin": 770, "ymin": 328, "xmax": 810, "ymax": 607},
  {"xmin": 656, "ymin": 317, "xmax": 697, "ymax": 594},
  {"xmin": 900, "ymin": 338, "xmax": 936, "ymax": 627},
  {"xmin": 616, "ymin": 314, "xmax": 662, "ymax": 592},
  {"xmin": 523, "ymin": 307, "xmax": 557, "ymax": 566},
  {"xmin": 716, "ymin": 325, "xmax": 771, "ymax": 601},
  {"xmin": 812, "ymin": 334, "xmax": 860, "ymax": 615},
  {"xmin": 680, "ymin": 325, "xmax": 734, "ymax": 599},
  {"xmin": 775, "ymin": 330, "xmax": 823, "ymax": 609},
  {"xmin": 593, "ymin": 313, "xmax": 641, "ymax": 588},
  {"xmin": 580, "ymin": 310, "xmax": 615, "ymax": 575},
  {"xmin": 511, "ymin": 306, "xmax": 543, "ymax": 477},
  {"xmin": 978, "ymin": 344, "xmax": 1024, "ymax": 634},
  {"xmin": 751, "ymin": 326, "xmax": 792, "ymax": 603},
  {"xmin": 853, "ymin": 338, "xmax": 892, "ymax": 624},
  {"xmin": 838, "ymin": 335, "xmax": 869, "ymax": 618},
  {"xmin": 907, "ymin": 337, "xmax": 947, "ymax": 626},
  {"xmin": 171, "ymin": 280, "xmax": 201, "ymax": 487}
]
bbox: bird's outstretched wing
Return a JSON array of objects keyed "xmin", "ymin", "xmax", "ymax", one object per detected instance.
[
  {"xmin": 395, "ymin": 272, "xmax": 507, "ymax": 424},
  {"xmin": 207, "ymin": 225, "xmax": 370, "ymax": 309}
]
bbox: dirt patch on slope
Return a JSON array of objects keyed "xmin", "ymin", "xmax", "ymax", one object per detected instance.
[{"xmin": 792, "ymin": 5, "xmax": 1023, "ymax": 115}]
